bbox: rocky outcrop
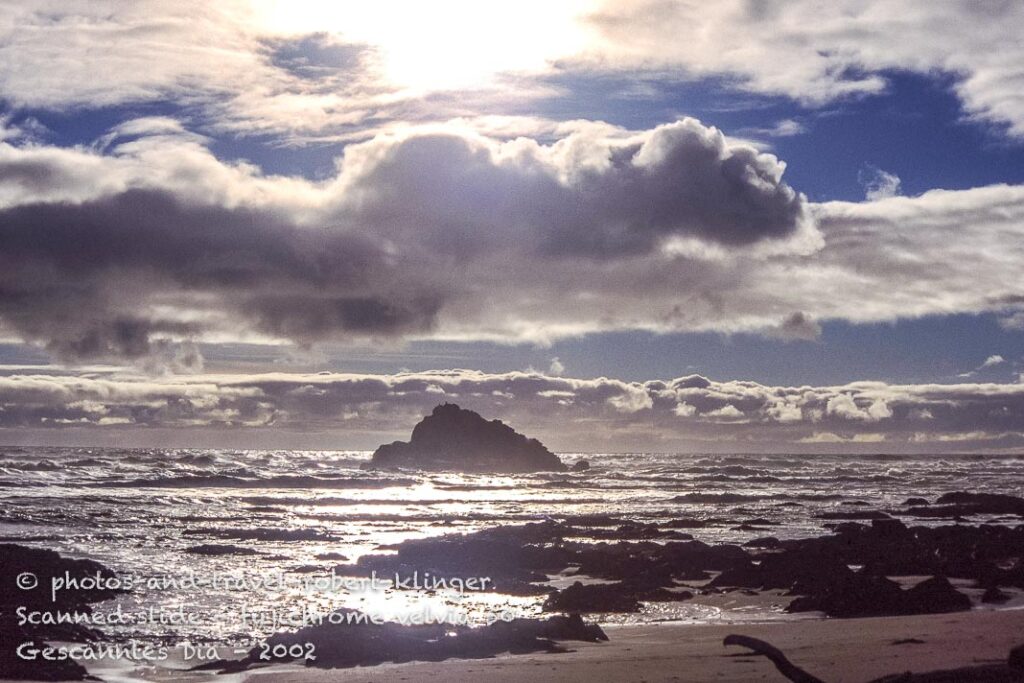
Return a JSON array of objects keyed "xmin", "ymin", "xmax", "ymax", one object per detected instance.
[
  {"xmin": 1, "ymin": 544, "xmax": 126, "ymax": 681},
  {"xmin": 786, "ymin": 573, "xmax": 971, "ymax": 618},
  {"xmin": 207, "ymin": 612, "xmax": 606, "ymax": 672},
  {"xmin": 542, "ymin": 580, "xmax": 693, "ymax": 613},
  {"xmin": 331, "ymin": 496, "xmax": 1024, "ymax": 619},
  {"xmin": 366, "ymin": 403, "xmax": 567, "ymax": 473}
]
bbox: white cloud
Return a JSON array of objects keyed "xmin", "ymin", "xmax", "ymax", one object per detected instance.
[
  {"xmin": 673, "ymin": 401, "xmax": 696, "ymax": 417},
  {"xmin": 767, "ymin": 119, "xmax": 805, "ymax": 137},
  {"xmin": 702, "ymin": 404, "xmax": 746, "ymax": 421},
  {"xmin": 607, "ymin": 384, "xmax": 654, "ymax": 413},
  {"xmin": 981, "ymin": 354, "xmax": 1006, "ymax": 368},
  {"xmin": 586, "ymin": 1, "xmax": 1024, "ymax": 138},
  {"xmin": 826, "ymin": 394, "xmax": 892, "ymax": 422},
  {"xmin": 743, "ymin": 118, "xmax": 807, "ymax": 139},
  {"xmin": 548, "ymin": 357, "xmax": 565, "ymax": 376},
  {"xmin": 4, "ymin": 368, "xmax": 1024, "ymax": 452},
  {"xmin": 860, "ymin": 166, "xmax": 902, "ymax": 201},
  {"xmin": 0, "ymin": 2, "xmax": 1021, "ymax": 142}
]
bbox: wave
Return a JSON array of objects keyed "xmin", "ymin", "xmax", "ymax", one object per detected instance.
[
  {"xmin": 239, "ymin": 495, "xmax": 608, "ymax": 506},
  {"xmin": 671, "ymin": 491, "xmax": 844, "ymax": 504},
  {"xmin": 94, "ymin": 474, "xmax": 417, "ymax": 489}
]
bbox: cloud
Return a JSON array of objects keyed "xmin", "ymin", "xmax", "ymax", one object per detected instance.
[
  {"xmin": 607, "ymin": 384, "xmax": 654, "ymax": 412},
  {"xmin": 585, "ymin": 0, "xmax": 1024, "ymax": 138},
  {"xmin": 764, "ymin": 312, "xmax": 821, "ymax": 341},
  {"xmin": 2, "ymin": 114, "xmax": 1024, "ymax": 363},
  {"xmin": 981, "ymin": 354, "xmax": 1006, "ymax": 368},
  {"xmin": 960, "ymin": 354, "xmax": 1011, "ymax": 378},
  {"xmin": 826, "ymin": 394, "xmax": 892, "ymax": 422},
  {"xmin": 673, "ymin": 401, "xmax": 696, "ymax": 417},
  {"xmin": 0, "ymin": 2, "xmax": 1022, "ymax": 142},
  {"xmin": 344, "ymin": 118, "xmax": 811, "ymax": 256},
  {"xmin": 860, "ymin": 166, "xmax": 902, "ymax": 201},
  {"xmin": 767, "ymin": 119, "xmax": 806, "ymax": 137},
  {"xmin": 743, "ymin": 119, "xmax": 807, "ymax": 139},
  {"xmin": 548, "ymin": 357, "xmax": 566, "ymax": 376},
  {"xmin": 5, "ymin": 367, "xmax": 1024, "ymax": 452},
  {"xmin": 0, "ymin": 117, "xmax": 816, "ymax": 359}
]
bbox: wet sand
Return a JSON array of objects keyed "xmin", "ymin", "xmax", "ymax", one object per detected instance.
[{"xmin": 237, "ymin": 609, "xmax": 1024, "ymax": 683}]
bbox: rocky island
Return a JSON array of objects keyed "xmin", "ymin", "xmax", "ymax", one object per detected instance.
[{"xmin": 365, "ymin": 403, "xmax": 567, "ymax": 473}]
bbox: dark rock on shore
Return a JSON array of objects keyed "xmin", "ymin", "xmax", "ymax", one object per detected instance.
[
  {"xmin": 542, "ymin": 580, "xmax": 694, "ymax": 613},
  {"xmin": 185, "ymin": 544, "xmax": 262, "ymax": 556},
  {"xmin": 331, "ymin": 492, "xmax": 1024, "ymax": 621},
  {"xmin": 365, "ymin": 403, "xmax": 567, "ymax": 473},
  {"xmin": 787, "ymin": 573, "xmax": 970, "ymax": 618},
  {"xmin": 183, "ymin": 527, "xmax": 339, "ymax": 542},
  {"xmin": 208, "ymin": 611, "xmax": 606, "ymax": 672},
  {"xmin": 314, "ymin": 552, "xmax": 349, "ymax": 561},
  {"xmin": 336, "ymin": 520, "xmax": 572, "ymax": 594},
  {"xmin": 815, "ymin": 510, "xmax": 893, "ymax": 520},
  {"xmin": 663, "ymin": 518, "xmax": 715, "ymax": 528},
  {"xmin": 543, "ymin": 581, "xmax": 642, "ymax": 613},
  {"xmin": 1, "ymin": 544, "xmax": 125, "ymax": 681},
  {"xmin": 982, "ymin": 585, "xmax": 1011, "ymax": 603},
  {"xmin": 897, "ymin": 491, "xmax": 1024, "ymax": 520},
  {"xmin": 0, "ymin": 639, "xmax": 92, "ymax": 682},
  {"xmin": 935, "ymin": 491, "xmax": 1024, "ymax": 515},
  {"xmin": 584, "ymin": 523, "xmax": 694, "ymax": 541}
]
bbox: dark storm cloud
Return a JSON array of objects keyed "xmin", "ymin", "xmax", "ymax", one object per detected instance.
[
  {"xmin": 348, "ymin": 120, "xmax": 809, "ymax": 259},
  {"xmin": 0, "ymin": 116, "xmax": 815, "ymax": 360},
  {"xmin": 3, "ymin": 115, "xmax": 1024, "ymax": 361},
  {"xmin": 0, "ymin": 189, "xmax": 446, "ymax": 359}
]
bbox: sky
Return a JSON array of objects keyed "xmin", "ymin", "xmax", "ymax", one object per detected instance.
[{"xmin": 3, "ymin": 1, "xmax": 1024, "ymax": 452}]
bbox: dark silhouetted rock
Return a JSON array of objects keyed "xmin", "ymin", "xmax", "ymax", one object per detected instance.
[
  {"xmin": 183, "ymin": 527, "xmax": 339, "ymax": 542},
  {"xmin": 542, "ymin": 580, "xmax": 690, "ymax": 613},
  {"xmin": 899, "ymin": 575, "xmax": 972, "ymax": 614},
  {"xmin": 366, "ymin": 404, "xmax": 567, "ymax": 473},
  {"xmin": 787, "ymin": 573, "xmax": 970, "ymax": 618},
  {"xmin": 981, "ymin": 585, "xmax": 1011, "ymax": 604},
  {"xmin": 185, "ymin": 544, "xmax": 262, "ymax": 556},
  {"xmin": 0, "ymin": 640, "xmax": 91, "ymax": 682},
  {"xmin": 315, "ymin": 552, "xmax": 349, "ymax": 561},
  {"xmin": 543, "ymin": 581, "xmax": 642, "ymax": 613},
  {"xmin": 583, "ymin": 523, "xmax": 693, "ymax": 541},
  {"xmin": 1010, "ymin": 643, "xmax": 1024, "ymax": 671},
  {"xmin": 815, "ymin": 510, "xmax": 893, "ymax": 520},
  {"xmin": 570, "ymin": 459, "xmax": 591, "ymax": 472},
  {"xmin": 903, "ymin": 497, "xmax": 930, "ymax": 506},
  {"xmin": 207, "ymin": 611, "xmax": 606, "ymax": 672},
  {"xmin": 663, "ymin": 518, "xmax": 712, "ymax": 529},
  {"xmin": 930, "ymin": 491, "xmax": 1024, "ymax": 517},
  {"xmin": 539, "ymin": 613, "xmax": 608, "ymax": 642},
  {"xmin": 1, "ymin": 544, "xmax": 126, "ymax": 681}
]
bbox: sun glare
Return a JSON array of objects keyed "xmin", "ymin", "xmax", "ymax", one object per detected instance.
[{"xmin": 254, "ymin": 0, "xmax": 590, "ymax": 92}]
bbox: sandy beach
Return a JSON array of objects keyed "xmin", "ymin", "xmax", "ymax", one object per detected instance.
[{"xmin": 235, "ymin": 609, "xmax": 1024, "ymax": 683}]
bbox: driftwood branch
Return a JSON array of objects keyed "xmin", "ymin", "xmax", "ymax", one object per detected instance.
[
  {"xmin": 725, "ymin": 634, "xmax": 1024, "ymax": 683},
  {"xmin": 723, "ymin": 634, "xmax": 827, "ymax": 683}
]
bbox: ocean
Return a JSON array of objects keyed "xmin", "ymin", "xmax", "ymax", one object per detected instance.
[{"xmin": 3, "ymin": 447, "xmax": 1024, "ymax": 649}]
